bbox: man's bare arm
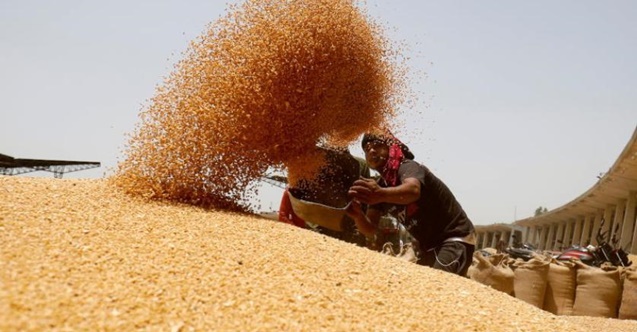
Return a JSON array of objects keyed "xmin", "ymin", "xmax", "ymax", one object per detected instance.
[
  {"xmin": 346, "ymin": 201, "xmax": 381, "ymax": 237},
  {"xmin": 349, "ymin": 177, "xmax": 420, "ymax": 205}
]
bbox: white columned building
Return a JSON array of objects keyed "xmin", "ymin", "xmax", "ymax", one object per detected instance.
[{"xmin": 474, "ymin": 127, "xmax": 637, "ymax": 253}]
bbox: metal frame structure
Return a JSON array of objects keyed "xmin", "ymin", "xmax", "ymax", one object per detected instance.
[
  {"xmin": 0, "ymin": 153, "xmax": 100, "ymax": 179},
  {"xmin": 261, "ymin": 174, "xmax": 288, "ymax": 189}
]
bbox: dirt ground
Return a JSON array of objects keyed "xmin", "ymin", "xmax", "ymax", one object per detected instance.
[{"xmin": 1, "ymin": 176, "xmax": 636, "ymax": 331}]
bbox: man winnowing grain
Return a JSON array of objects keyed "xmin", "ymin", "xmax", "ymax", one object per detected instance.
[{"xmin": 347, "ymin": 132, "xmax": 476, "ymax": 276}]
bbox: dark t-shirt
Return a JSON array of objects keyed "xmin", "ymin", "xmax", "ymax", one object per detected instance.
[{"xmin": 374, "ymin": 159, "xmax": 474, "ymax": 251}]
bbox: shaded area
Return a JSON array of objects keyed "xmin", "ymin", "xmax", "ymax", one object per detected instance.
[{"xmin": 0, "ymin": 153, "xmax": 100, "ymax": 178}]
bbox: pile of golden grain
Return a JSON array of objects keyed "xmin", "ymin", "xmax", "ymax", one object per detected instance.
[
  {"xmin": 113, "ymin": 0, "xmax": 405, "ymax": 211},
  {"xmin": 2, "ymin": 176, "xmax": 637, "ymax": 331}
]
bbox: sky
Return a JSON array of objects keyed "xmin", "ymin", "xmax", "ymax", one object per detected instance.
[{"xmin": 1, "ymin": 0, "xmax": 636, "ymax": 225}]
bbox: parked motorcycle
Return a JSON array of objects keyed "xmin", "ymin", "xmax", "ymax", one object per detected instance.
[
  {"xmin": 505, "ymin": 243, "xmax": 538, "ymax": 261},
  {"xmin": 556, "ymin": 218, "xmax": 632, "ymax": 267}
]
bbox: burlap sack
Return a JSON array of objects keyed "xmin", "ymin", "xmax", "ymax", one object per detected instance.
[
  {"xmin": 619, "ymin": 266, "xmax": 637, "ymax": 320},
  {"xmin": 470, "ymin": 253, "xmax": 514, "ymax": 296},
  {"xmin": 543, "ymin": 259, "xmax": 576, "ymax": 315},
  {"xmin": 573, "ymin": 263, "xmax": 622, "ymax": 318},
  {"xmin": 512, "ymin": 257, "xmax": 549, "ymax": 308}
]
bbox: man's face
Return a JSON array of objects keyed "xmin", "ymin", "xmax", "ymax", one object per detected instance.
[{"xmin": 363, "ymin": 139, "xmax": 389, "ymax": 171}]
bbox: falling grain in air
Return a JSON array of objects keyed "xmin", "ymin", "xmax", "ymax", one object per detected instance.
[{"xmin": 112, "ymin": 0, "xmax": 407, "ymax": 211}]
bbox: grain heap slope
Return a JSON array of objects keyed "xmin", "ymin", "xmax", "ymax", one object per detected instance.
[{"xmin": 3, "ymin": 177, "xmax": 637, "ymax": 331}]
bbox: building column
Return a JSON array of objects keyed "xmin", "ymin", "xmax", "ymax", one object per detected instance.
[
  {"xmin": 563, "ymin": 220, "xmax": 574, "ymax": 248},
  {"xmin": 539, "ymin": 226, "xmax": 549, "ymax": 251},
  {"xmin": 497, "ymin": 232, "xmax": 504, "ymax": 248},
  {"xmin": 621, "ymin": 191, "xmax": 636, "ymax": 252},
  {"xmin": 572, "ymin": 217, "xmax": 584, "ymax": 247},
  {"xmin": 555, "ymin": 222, "xmax": 566, "ymax": 250},
  {"xmin": 474, "ymin": 232, "xmax": 481, "ymax": 248},
  {"xmin": 580, "ymin": 215, "xmax": 593, "ymax": 246},
  {"xmin": 527, "ymin": 226, "xmax": 537, "ymax": 245},
  {"xmin": 602, "ymin": 205, "xmax": 615, "ymax": 242},
  {"xmin": 544, "ymin": 225, "xmax": 556, "ymax": 250},
  {"xmin": 534, "ymin": 227, "xmax": 542, "ymax": 247},
  {"xmin": 549, "ymin": 223, "xmax": 560, "ymax": 250},
  {"xmin": 523, "ymin": 226, "xmax": 531, "ymax": 244},
  {"xmin": 591, "ymin": 210, "xmax": 605, "ymax": 245},
  {"xmin": 612, "ymin": 199, "xmax": 626, "ymax": 242},
  {"xmin": 490, "ymin": 232, "xmax": 497, "ymax": 248}
]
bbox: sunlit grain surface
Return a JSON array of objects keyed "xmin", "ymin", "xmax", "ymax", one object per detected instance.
[{"xmin": 2, "ymin": 177, "xmax": 636, "ymax": 331}]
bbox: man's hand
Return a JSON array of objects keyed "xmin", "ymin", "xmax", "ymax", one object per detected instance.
[
  {"xmin": 345, "ymin": 199, "xmax": 365, "ymax": 220},
  {"xmin": 345, "ymin": 199, "xmax": 376, "ymax": 237},
  {"xmin": 348, "ymin": 177, "xmax": 384, "ymax": 205},
  {"xmin": 350, "ymin": 177, "xmax": 421, "ymax": 206}
]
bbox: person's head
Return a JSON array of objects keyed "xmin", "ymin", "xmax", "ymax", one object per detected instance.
[
  {"xmin": 361, "ymin": 132, "xmax": 414, "ymax": 171},
  {"xmin": 361, "ymin": 134, "xmax": 390, "ymax": 171}
]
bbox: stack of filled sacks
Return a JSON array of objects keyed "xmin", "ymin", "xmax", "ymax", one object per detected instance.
[{"xmin": 468, "ymin": 252, "xmax": 637, "ymax": 319}]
